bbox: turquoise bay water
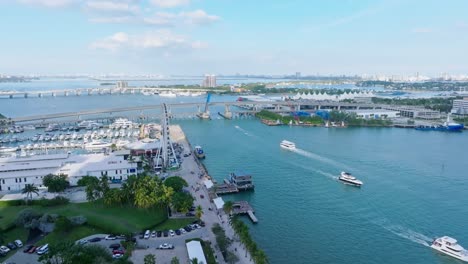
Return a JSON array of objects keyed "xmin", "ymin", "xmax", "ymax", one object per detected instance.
[
  {"xmin": 179, "ymin": 120, "xmax": 468, "ymax": 264},
  {"xmin": 1, "ymin": 95, "xmax": 468, "ymax": 264}
]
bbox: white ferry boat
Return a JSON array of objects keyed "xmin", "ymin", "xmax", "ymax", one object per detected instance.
[
  {"xmin": 338, "ymin": 172, "xmax": 363, "ymax": 187},
  {"xmin": 110, "ymin": 118, "xmax": 134, "ymax": 129},
  {"xmin": 431, "ymin": 236, "xmax": 468, "ymax": 262},
  {"xmin": 280, "ymin": 140, "xmax": 296, "ymax": 151}
]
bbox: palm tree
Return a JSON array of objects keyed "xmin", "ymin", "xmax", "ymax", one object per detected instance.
[
  {"xmin": 190, "ymin": 258, "xmax": 198, "ymax": 264},
  {"xmin": 223, "ymin": 201, "xmax": 233, "ymax": 215},
  {"xmin": 195, "ymin": 205, "xmax": 203, "ymax": 220},
  {"xmin": 22, "ymin": 184, "xmax": 39, "ymax": 204},
  {"xmin": 254, "ymin": 249, "xmax": 269, "ymax": 264}
]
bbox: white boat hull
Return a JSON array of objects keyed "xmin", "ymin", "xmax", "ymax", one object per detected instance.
[
  {"xmin": 431, "ymin": 245, "xmax": 468, "ymax": 262},
  {"xmin": 280, "ymin": 145, "xmax": 296, "ymax": 151}
]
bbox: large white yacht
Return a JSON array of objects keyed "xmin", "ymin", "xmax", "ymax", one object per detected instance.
[
  {"xmin": 431, "ymin": 236, "xmax": 468, "ymax": 262},
  {"xmin": 84, "ymin": 141, "xmax": 112, "ymax": 150},
  {"xmin": 110, "ymin": 118, "xmax": 134, "ymax": 129},
  {"xmin": 280, "ymin": 140, "xmax": 296, "ymax": 151},
  {"xmin": 338, "ymin": 172, "xmax": 363, "ymax": 187}
]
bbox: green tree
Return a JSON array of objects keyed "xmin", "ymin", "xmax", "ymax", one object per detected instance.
[
  {"xmin": 43, "ymin": 174, "xmax": 69, "ymax": 193},
  {"xmin": 15, "ymin": 208, "xmax": 42, "ymax": 229},
  {"xmin": 39, "ymin": 240, "xmax": 113, "ymax": 264},
  {"xmin": 103, "ymin": 188, "xmax": 123, "ymax": 206},
  {"xmin": 226, "ymin": 251, "xmax": 239, "ymax": 264},
  {"xmin": 54, "ymin": 216, "xmax": 72, "ymax": 233},
  {"xmin": 253, "ymin": 250, "xmax": 269, "ymax": 264},
  {"xmin": 134, "ymin": 175, "xmax": 159, "ymax": 208},
  {"xmin": 223, "ymin": 201, "xmax": 233, "ymax": 215},
  {"xmin": 22, "ymin": 183, "xmax": 39, "ymax": 204},
  {"xmin": 163, "ymin": 176, "xmax": 188, "ymax": 192},
  {"xmin": 190, "ymin": 258, "xmax": 198, "ymax": 264},
  {"xmin": 195, "ymin": 205, "xmax": 203, "ymax": 220},
  {"xmin": 121, "ymin": 175, "xmax": 138, "ymax": 203},
  {"xmin": 170, "ymin": 257, "xmax": 180, "ymax": 264},
  {"xmin": 144, "ymin": 254, "xmax": 156, "ymax": 264},
  {"xmin": 171, "ymin": 192, "xmax": 194, "ymax": 212}
]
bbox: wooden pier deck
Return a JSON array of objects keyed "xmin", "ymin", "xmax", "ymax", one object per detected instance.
[
  {"xmin": 232, "ymin": 201, "xmax": 258, "ymax": 223},
  {"xmin": 215, "ymin": 183, "xmax": 239, "ymax": 194}
]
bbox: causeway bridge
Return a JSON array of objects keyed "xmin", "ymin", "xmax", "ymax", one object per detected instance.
[
  {"xmin": 0, "ymin": 87, "xmax": 224, "ymax": 98},
  {"xmin": 8, "ymin": 100, "xmax": 387, "ymax": 123}
]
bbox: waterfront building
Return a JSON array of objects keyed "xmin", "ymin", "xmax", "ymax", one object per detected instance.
[
  {"xmin": 345, "ymin": 109, "xmax": 400, "ymax": 119},
  {"xmin": 451, "ymin": 98, "xmax": 468, "ymax": 115},
  {"xmin": 116, "ymin": 81, "xmax": 128, "ymax": 88},
  {"xmin": 382, "ymin": 106, "xmax": 440, "ymax": 119},
  {"xmin": 0, "ymin": 152, "xmax": 137, "ymax": 192},
  {"xmin": 229, "ymin": 171, "xmax": 255, "ymax": 190},
  {"xmin": 202, "ymin": 74, "xmax": 217, "ymax": 88},
  {"xmin": 290, "ymin": 91, "xmax": 375, "ymax": 101}
]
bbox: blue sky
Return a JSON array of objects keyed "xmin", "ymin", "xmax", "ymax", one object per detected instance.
[{"xmin": 1, "ymin": 0, "xmax": 468, "ymax": 76}]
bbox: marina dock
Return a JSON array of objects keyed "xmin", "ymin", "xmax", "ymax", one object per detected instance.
[{"xmin": 232, "ymin": 201, "xmax": 258, "ymax": 223}]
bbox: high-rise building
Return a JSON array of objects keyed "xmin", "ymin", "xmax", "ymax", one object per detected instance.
[
  {"xmin": 451, "ymin": 98, "xmax": 468, "ymax": 115},
  {"xmin": 203, "ymin": 74, "xmax": 217, "ymax": 88},
  {"xmin": 295, "ymin": 72, "xmax": 301, "ymax": 78},
  {"xmin": 116, "ymin": 81, "xmax": 128, "ymax": 88}
]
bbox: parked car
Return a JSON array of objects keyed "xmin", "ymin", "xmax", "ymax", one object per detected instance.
[
  {"xmin": 77, "ymin": 239, "xmax": 88, "ymax": 245},
  {"xmin": 116, "ymin": 234, "xmax": 126, "ymax": 239},
  {"xmin": 105, "ymin": 235, "xmax": 116, "ymax": 240},
  {"xmin": 113, "ymin": 249, "xmax": 125, "ymax": 255},
  {"xmin": 0, "ymin": 251, "xmax": 6, "ymax": 257},
  {"xmin": 199, "ymin": 194, "xmax": 205, "ymax": 199},
  {"xmin": 169, "ymin": 230, "xmax": 175, "ymax": 237},
  {"xmin": 23, "ymin": 245, "xmax": 34, "ymax": 253},
  {"xmin": 158, "ymin": 243, "xmax": 174, "ymax": 249},
  {"xmin": 28, "ymin": 246, "xmax": 37, "ymax": 254},
  {"xmin": 156, "ymin": 231, "xmax": 162, "ymax": 237},
  {"xmin": 36, "ymin": 244, "xmax": 49, "ymax": 255},
  {"xmin": 112, "ymin": 253, "xmax": 123, "ymax": 259},
  {"xmin": 0, "ymin": 245, "xmax": 10, "ymax": 253},
  {"xmin": 6, "ymin": 243, "xmax": 17, "ymax": 250},
  {"xmin": 88, "ymin": 237, "xmax": 101, "ymax": 243},
  {"xmin": 109, "ymin": 244, "xmax": 120, "ymax": 250},
  {"xmin": 186, "ymin": 212, "xmax": 195, "ymax": 217},
  {"xmin": 179, "ymin": 228, "xmax": 187, "ymax": 234},
  {"xmin": 184, "ymin": 226, "xmax": 192, "ymax": 232},
  {"xmin": 144, "ymin": 230, "xmax": 150, "ymax": 239},
  {"xmin": 14, "ymin": 240, "xmax": 23, "ymax": 247},
  {"xmin": 151, "ymin": 231, "xmax": 156, "ymax": 237},
  {"xmin": 163, "ymin": 230, "xmax": 168, "ymax": 237},
  {"xmin": 175, "ymin": 229, "xmax": 181, "ymax": 235}
]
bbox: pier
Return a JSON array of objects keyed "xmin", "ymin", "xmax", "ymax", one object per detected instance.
[{"xmin": 232, "ymin": 201, "xmax": 258, "ymax": 223}]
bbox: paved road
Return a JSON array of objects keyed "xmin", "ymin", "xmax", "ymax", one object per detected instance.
[{"xmin": 169, "ymin": 125, "xmax": 253, "ymax": 264}]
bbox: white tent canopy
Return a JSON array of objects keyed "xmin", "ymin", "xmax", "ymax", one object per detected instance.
[
  {"xmin": 213, "ymin": 197, "xmax": 225, "ymax": 210},
  {"xmin": 186, "ymin": 240, "xmax": 207, "ymax": 264},
  {"xmin": 203, "ymin": 179, "xmax": 214, "ymax": 189}
]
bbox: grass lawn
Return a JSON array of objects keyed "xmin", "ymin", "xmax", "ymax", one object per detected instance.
[
  {"xmin": 40, "ymin": 224, "xmax": 105, "ymax": 245},
  {"xmin": 0, "ymin": 201, "xmax": 168, "ymax": 235},
  {"xmin": 0, "ymin": 227, "xmax": 28, "ymax": 262},
  {"xmin": 154, "ymin": 218, "xmax": 196, "ymax": 230}
]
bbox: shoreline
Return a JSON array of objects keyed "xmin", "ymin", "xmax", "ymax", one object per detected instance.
[{"xmin": 169, "ymin": 124, "xmax": 256, "ymax": 264}]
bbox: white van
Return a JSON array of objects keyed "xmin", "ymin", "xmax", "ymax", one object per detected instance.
[
  {"xmin": 37, "ymin": 244, "xmax": 49, "ymax": 255},
  {"xmin": 144, "ymin": 230, "xmax": 150, "ymax": 239}
]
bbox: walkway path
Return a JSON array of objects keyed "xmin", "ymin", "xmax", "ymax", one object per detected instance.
[{"xmin": 169, "ymin": 125, "xmax": 254, "ymax": 264}]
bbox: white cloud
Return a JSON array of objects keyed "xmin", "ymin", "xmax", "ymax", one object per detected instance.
[
  {"xmin": 17, "ymin": 0, "xmax": 77, "ymax": 8},
  {"xmin": 150, "ymin": 0, "xmax": 189, "ymax": 8},
  {"xmin": 143, "ymin": 12, "xmax": 176, "ymax": 25},
  {"xmin": 86, "ymin": 1, "xmax": 139, "ymax": 14},
  {"xmin": 142, "ymin": 9, "xmax": 219, "ymax": 26},
  {"xmin": 180, "ymin": 9, "xmax": 220, "ymax": 25},
  {"xmin": 90, "ymin": 30, "xmax": 201, "ymax": 51}
]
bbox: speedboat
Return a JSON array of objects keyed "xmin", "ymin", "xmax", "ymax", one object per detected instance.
[
  {"xmin": 431, "ymin": 236, "xmax": 468, "ymax": 262},
  {"xmin": 338, "ymin": 172, "xmax": 363, "ymax": 187},
  {"xmin": 0, "ymin": 146, "xmax": 18, "ymax": 153},
  {"xmin": 280, "ymin": 140, "xmax": 296, "ymax": 151}
]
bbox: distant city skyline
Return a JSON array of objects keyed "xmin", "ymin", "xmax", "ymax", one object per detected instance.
[{"xmin": 1, "ymin": 0, "xmax": 468, "ymax": 75}]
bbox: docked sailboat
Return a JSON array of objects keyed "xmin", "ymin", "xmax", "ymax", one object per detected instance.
[
  {"xmin": 280, "ymin": 140, "xmax": 296, "ymax": 151},
  {"xmin": 431, "ymin": 236, "xmax": 468, "ymax": 262},
  {"xmin": 338, "ymin": 172, "xmax": 363, "ymax": 187}
]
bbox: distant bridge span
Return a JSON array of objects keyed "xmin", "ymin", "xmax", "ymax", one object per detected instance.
[{"xmin": 10, "ymin": 100, "xmax": 383, "ymax": 123}]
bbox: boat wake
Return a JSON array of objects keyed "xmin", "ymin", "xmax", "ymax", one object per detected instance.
[
  {"xmin": 314, "ymin": 169, "xmax": 338, "ymax": 180},
  {"xmin": 374, "ymin": 220, "xmax": 432, "ymax": 247},
  {"xmin": 234, "ymin": 125, "xmax": 256, "ymax": 138},
  {"xmin": 293, "ymin": 148, "xmax": 351, "ymax": 170}
]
